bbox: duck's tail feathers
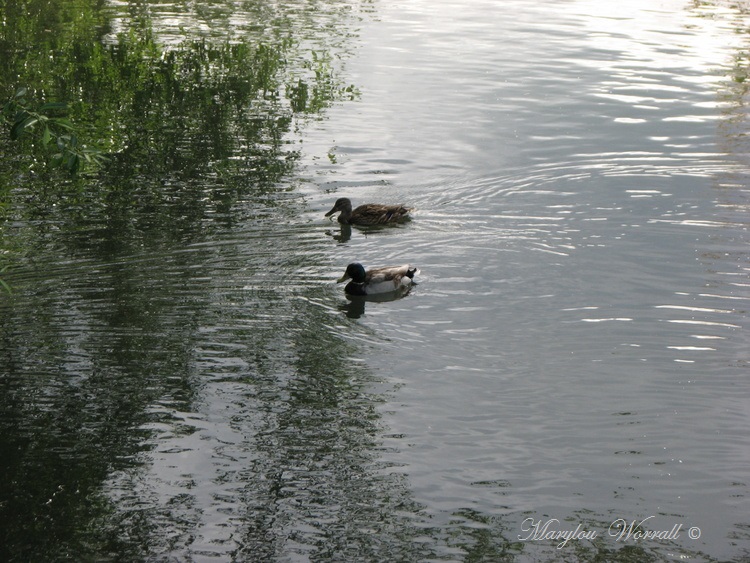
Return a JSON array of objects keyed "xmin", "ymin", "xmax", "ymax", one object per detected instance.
[{"xmin": 405, "ymin": 267, "xmax": 420, "ymax": 280}]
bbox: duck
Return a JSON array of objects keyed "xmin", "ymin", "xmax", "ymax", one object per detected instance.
[
  {"xmin": 337, "ymin": 263, "xmax": 419, "ymax": 296},
  {"xmin": 325, "ymin": 198, "xmax": 412, "ymax": 226}
]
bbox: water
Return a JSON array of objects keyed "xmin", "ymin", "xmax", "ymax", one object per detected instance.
[
  {"xmin": 300, "ymin": 3, "xmax": 750, "ymax": 558},
  {"xmin": 1, "ymin": 0, "xmax": 749, "ymax": 561}
]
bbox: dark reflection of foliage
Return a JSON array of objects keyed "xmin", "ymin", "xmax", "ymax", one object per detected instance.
[
  {"xmin": 0, "ymin": 0, "xmax": 361, "ymax": 288},
  {"xmin": 2, "ymin": 88, "xmax": 108, "ymax": 175},
  {"xmin": 231, "ymin": 291, "xmax": 432, "ymax": 561},
  {"xmin": 0, "ymin": 254, "xmax": 205, "ymax": 560},
  {"xmin": 0, "ymin": 0, "xmax": 363, "ymax": 560},
  {"xmin": 0, "ymin": 0, "xmax": 358, "ymax": 228},
  {"xmin": 444, "ymin": 509, "xmax": 524, "ymax": 562},
  {"xmin": 699, "ymin": 0, "xmax": 750, "ymax": 165}
]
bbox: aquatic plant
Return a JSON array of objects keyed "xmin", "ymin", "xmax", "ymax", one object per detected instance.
[{"xmin": 2, "ymin": 87, "xmax": 107, "ymax": 175}]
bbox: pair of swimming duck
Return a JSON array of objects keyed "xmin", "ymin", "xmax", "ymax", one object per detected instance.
[{"xmin": 326, "ymin": 197, "xmax": 419, "ymax": 297}]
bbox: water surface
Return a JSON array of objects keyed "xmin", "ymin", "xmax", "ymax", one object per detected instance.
[{"xmin": 1, "ymin": 0, "xmax": 749, "ymax": 561}]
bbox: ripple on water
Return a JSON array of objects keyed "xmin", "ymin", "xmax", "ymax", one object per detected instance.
[{"xmin": 4, "ymin": 0, "xmax": 750, "ymax": 560}]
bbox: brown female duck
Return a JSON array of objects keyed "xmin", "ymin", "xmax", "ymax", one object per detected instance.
[{"xmin": 325, "ymin": 198, "xmax": 412, "ymax": 226}]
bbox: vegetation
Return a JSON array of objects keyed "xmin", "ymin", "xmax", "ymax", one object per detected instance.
[
  {"xmin": 2, "ymin": 87, "xmax": 108, "ymax": 175},
  {"xmin": 0, "ymin": 0, "xmax": 358, "ymax": 293}
]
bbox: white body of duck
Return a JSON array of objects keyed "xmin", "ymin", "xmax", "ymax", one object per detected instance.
[{"xmin": 337, "ymin": 263, "xmax": 419, "ymax": 296}]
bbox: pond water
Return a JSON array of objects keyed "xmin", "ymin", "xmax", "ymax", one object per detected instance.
[{"xmin": 1, "ymin": 0, "xmax": 749, "ymax": 561}]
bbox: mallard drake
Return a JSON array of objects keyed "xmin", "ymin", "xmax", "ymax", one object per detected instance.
[
  {"xmin": 337, "ymin": 263, "xmax": 419, "ymax": 296},
  {"xmin": 325, "ymin": 198, "xmax": 412, "ymax": 226}
]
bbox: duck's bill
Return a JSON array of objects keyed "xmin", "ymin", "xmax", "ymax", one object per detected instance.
[
  {"xmin": 325, "ymin": 208, "xmax": 336, "ymax": 217},
  {"xmin": 337, "ymin": 274, "xmax": 350, "ymax": 283}
]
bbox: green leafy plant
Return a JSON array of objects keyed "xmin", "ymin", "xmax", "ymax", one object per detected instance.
[{"xmin": 2, "ymin": 87, "xmax": 108, "ymax": 175}]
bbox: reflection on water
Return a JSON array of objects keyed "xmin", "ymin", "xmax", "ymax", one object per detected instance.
[
  {"xmin": 340, "ymin": 286, "xmax": 417, "ymax": 318},
  {"xmin": 298, "ymin": 0, "xmax": 750, "ymax": 560},
  {"xmin": 326, "ymin": 223, "xmax": 354, "ymax": 243},
  {"xmin": 1, "ymin": 0, "xmax": 750, "ymax": 561}
]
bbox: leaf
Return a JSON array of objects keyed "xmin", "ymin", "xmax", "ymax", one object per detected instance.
[
  {"xmin": 14, "ymin": 87, "xmax": 28, "ymax": 99},
  {"xmin": 53, "ymin": 118, "xmax": 76, "ymax": 130},
  {"xmin": 39, "ymin": 102, "xmax": 67, "ymax": 112},
  {"xmin": 66, "ymin": 154, "xmax": 80, "ymax": 174},
  {"xmin": 10, "ymin": 115, "xmax": 38, "ymax": 139},
  {"xmin": 89, "ymin": 151, "xmax": 109, "ymax": 166},
  {"xmin": 42, "ymin": 126, "xmax": 52, "ymax": 145}
]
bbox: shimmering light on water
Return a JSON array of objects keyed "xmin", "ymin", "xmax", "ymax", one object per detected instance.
[
  {"xmin": 295, "ymin": 0, "xmax": 750, "ymax": 560},
  {"xmin": 1, "ymin": 0, "xmax": 750, "ymax": 561}
]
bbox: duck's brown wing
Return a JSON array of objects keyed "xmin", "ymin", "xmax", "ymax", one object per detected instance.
[
  {"xmin": 351, "ymin": 204, "xmax": 412, "ymax": 225},
  {"xmin": 365, "ymin": 264, "xmax": 416, "ymax": 284}
]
